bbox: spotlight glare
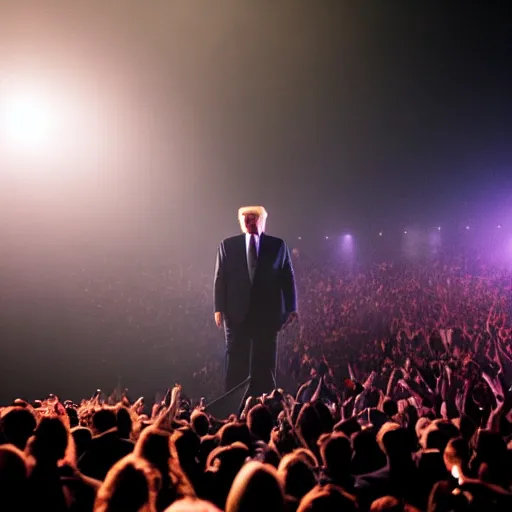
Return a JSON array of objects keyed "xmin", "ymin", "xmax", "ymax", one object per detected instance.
[
  {"xmin": 379, "ymin": 231, "xmax": 383, "ymax": 237},
  {"xmin": 298, "ymin": 236, "xmax": 302, "ymax": 240},
  {"xmin": 497, "ymin": 225, "xmax": 502, "ymax": 229},
  {"xmin": 341, "ymin": 232, "xmax": 354, "ymax": 257},
  {"xmin": 437, "ymin": 226, "xmax": 441, "ymax": 231},
  {"xmin": 0, "ymin": 83, "xmax": 56, "ymax": 152},
  {"xmin": 325, "ymin": 236, "xmax": 329, "ymax": 240},
  {"xmin": 404, "ymin": 230, "xmax": 407, "ymax": 235},
  {"xmin": 466, "ymin": 226, "xmax": 470, "ymax": 230}
]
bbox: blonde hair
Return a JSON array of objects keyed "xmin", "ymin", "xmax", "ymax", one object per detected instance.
[{"xmin": 238, "ymin": 206, "xmax": 268, "ymax": 233}]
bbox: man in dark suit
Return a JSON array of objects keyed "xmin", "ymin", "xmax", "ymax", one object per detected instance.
[{"xmin": 214, "ymin": 206, "xmax": 298, "ymax": 399}]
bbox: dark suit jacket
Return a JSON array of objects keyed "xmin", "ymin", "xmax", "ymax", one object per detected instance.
[{"xmin": 214, "ymin": 233, "xmax": 297, "ymax": 330}]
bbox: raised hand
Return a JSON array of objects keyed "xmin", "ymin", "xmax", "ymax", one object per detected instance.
[{"xmin": 170, "ymin": 384, "xmax": 182, "ymax": 406}]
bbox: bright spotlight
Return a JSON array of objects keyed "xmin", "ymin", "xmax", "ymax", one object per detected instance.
[
  {"xmin": 404, "ymin": 230, "xmax": 408, "ymax": 235},
  {"xmin": 437, "ymin": 226, "xmax": 441, "ymax": 231},
  {"xmin": 0, "ymin": 84, "xmax": 57, "ymax": 152},
  {"xmin": 379, "ymin": 231, "xmax": 383, "ymax": 237},
  {"xmin": 465, "ymin": 226, "xmax": 470, "ymax": 230},
  {"xmin": 298, "ymin": 236, "xmax": 302, "ymax": 240},
  {"xmin": 325, "ymin": 236, "xmax": 329, "ymax": 240},
  {"xmin": 497, "ymin": 225, "xmax": 502, "ymax": 229}
]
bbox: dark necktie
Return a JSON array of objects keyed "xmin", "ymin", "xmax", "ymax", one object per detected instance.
[{"xmin": 248, "ymin": 234, "xmax": 258, "ymax": 282}]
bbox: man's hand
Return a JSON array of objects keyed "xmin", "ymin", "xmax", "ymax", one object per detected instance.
[
  {"xmin": 283, "ymin": 312, "xmax": 299, "ymax": 329},
  {"xmin": 214, "ymin": 311, "xmax": 223, "ymax": 328}
]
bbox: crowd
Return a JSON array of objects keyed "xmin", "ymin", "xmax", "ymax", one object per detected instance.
[
  {"xmin": 2, "ymin": 248, "xmax": 512, "ymax": 510},
  {"xmin": 31, "ymin": 248, "xmax": 509, "ymax": 399},
  {"xmin": 279, "ymin": 252, "xmax": 512, "ymax": 389},
  {"xmin": 2, "ymin": 331, "xmax": 512, "ymax": 511},
  {"xmin": 3, "ymin": 244, "xmax": 511, "ymax": 400}
]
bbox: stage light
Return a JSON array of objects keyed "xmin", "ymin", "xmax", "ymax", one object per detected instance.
[
  {"xmin": 325, "ymin": 236, "xmax": 329, "ymax": 240},
  {"xmin": 341, "ymin": 233, "xmax": 354, "ymax": 258},
  {"xmin": 0, "ymin": 83, "xmax": 57, "ymax": 152},
  {"xmin": 298, "ymin": 236, "xmax": 302, "ymax": 240},
  {"xmin": 379, "ymin": 231, "xmax": 383, "ymax": 236},
  {"xmin": 404, "ymin": 230, "xmax": 408, "ymax": 235},
  {"xmin": 437, "ymin": 226, "xmax": 441, "ymax": 231},
  {"xmin": 497, "ymin": 225, "xmax": 502, "ymax": 229},
  {"xmin": 465, "ymin": 226, "xmax": 470, "ymax": 230}
]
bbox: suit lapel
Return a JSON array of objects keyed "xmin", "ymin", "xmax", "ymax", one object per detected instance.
[
  {"xmin": 258, "ymin": 232, "xmax": 265, "ymax": 260},
  {"xmin": 253, "ymin": 232, "xmax": 266, "ymax": 281}
]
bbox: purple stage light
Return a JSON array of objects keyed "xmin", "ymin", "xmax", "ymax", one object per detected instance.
[{"xmin": 341, "ymin": 233, "xmax": 354, "ymax": 257}]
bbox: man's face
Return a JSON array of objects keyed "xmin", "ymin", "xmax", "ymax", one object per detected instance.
[{"xmin": 244, "ymin": 213, "xmax": 260, "ymax": 235}]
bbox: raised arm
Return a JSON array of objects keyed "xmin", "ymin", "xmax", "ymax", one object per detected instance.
[{"xmin": 154, "ymin": 384, "xmax": 182, "ymax": 431}]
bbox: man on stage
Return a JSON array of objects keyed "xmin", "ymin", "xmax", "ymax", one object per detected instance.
[{"xmin": 213, "ymin": 206, "xmax": 298, "ymax": 400}]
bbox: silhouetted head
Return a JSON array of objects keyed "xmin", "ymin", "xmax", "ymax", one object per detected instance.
[
  {"xmin": 191, "ymin": 410, "xmax": 210, "ymax": 438},
  {"xmin": 0, "ymin": 407, "xmax": 37, "ymax": 450},
  {"xmin": 247, "ymin": 405, "xmax": 273, "ymax": 443},
  {"xmin": 116, "ymin": 406, "xmax": 133, "ymax": 439},
  {"xmin": 297, "ymin": 484, "xmax": 356, "ymax": 512},
  {"xmin": 382, "ymin": 398, "xmax": 398, "ymax": 418},
  {"xmin": 94, "ymin": 455, "xmax": 160, "ymax": 512},
  {"xmin": 277, "ymin": 452, "xmax": 316, "ymax": 501},
  {"xmin": 225, "ymin": 461, "xmax": 284, "ymax": 512},
  {"xmin": 71, "ymin": 426, "xmax": 92, "ymax": 459},
  {"xmin": 320, "ymin": 433, "xmax": 352, "ymax": 474},
  {"xmin": 218, "ymin": 422, "xmax": 252, "ymax": 450},
  {"xmin": 444, "ymin": 437, "xmax": 470, "ymax": 474},
  {"xmin": 28, "ymin": 417, "xmax": 68, "ymax": 464},
  {"xmin": 136, "ymin": 427, "xmax": 171, "ymax": 474},
  {"xmin": 92, "ymin": 408, "xmax": 117, "ymax": 435}
]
